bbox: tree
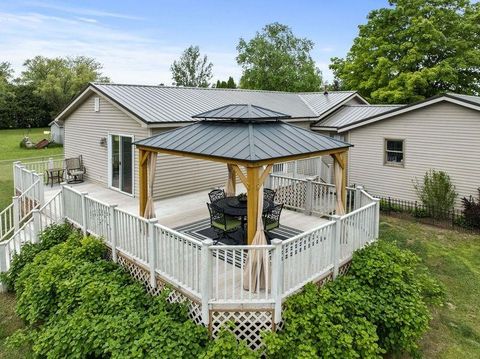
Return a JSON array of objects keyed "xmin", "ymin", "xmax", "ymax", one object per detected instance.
[
  {"xmin": 330, "ymin": 0, "xmax": 480, "ymax": 103},
  {"xmin": 20, "ymin": 55, "xmax": 109, "ymax": 116},
  {"xmin": 236, "ymin": 22, "xmax": 322, "ymax": 92},
  {"xmin": 215, "ymin": 76, "xmax": 237, "ymax": 89},
  {"xmin": 0, "ymin": 62, "xmax": 14, "ymax": 108},
  {"xmin": 170, "ymin": 46, "xmax": 213, "ymax": 87}
]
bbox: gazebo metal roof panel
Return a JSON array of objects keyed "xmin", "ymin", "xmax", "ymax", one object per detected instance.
[
  {"xmin": 192, "ymin": 104, "xmax": 291, "ymax": 120},
  {"xmin": 135, "ymin": 120, "xmax": 351, "ymax": 162}
]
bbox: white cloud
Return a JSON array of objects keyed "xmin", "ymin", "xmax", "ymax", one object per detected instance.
[
  {"xmin": 76, "ymin": 17, "xmax": 98, "ymax": 24},
  {"xmin": 26, "ymin": 1, "xmax": 144, "ymax": 20},
  {"xmin": 0, "ymin": 11, "xmax": 240, "ymax": 85}
]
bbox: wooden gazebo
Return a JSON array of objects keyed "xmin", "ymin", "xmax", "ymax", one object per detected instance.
[{"xmin": 134, "ymin": 104, "xmax": 351, "ymax": 245}]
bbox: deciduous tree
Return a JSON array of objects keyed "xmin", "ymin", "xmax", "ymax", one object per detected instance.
[
  {"xmin": 236, "ymin": 22, "xmax": 322, "ymax": 92},
  {"xmin": 330, "ymin": 0, "xmax": 480, "ymax": 103},
  {"xmin": 171, "ymin": 46, "xmax": 213, "ymax": 87}
]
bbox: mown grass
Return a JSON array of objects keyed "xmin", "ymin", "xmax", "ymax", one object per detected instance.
[
  {"xmin": 0, "ymin": 292, "xmax": 31, "ymax": 358},
  {"xmin": 380, "ymin": 216, "xmax": 480, "ymax": 358},
  {"xmin": 0, "ymin": 128, "xmax": 63, "ymax": 209}
]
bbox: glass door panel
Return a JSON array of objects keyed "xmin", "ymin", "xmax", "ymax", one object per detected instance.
[
  {"xmin": 111, "ymin": 135, "xmax": 120, "ymax": 189},
  {"xmin": 121, "ymin": 136, "xmax": 132, "ymax": 194}
]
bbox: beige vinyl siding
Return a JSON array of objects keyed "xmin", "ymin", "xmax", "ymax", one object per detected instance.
[
  {"xmin": 150, "ymin": 128, "xmax": 228, "ymax": 199},
  {"xmin": 348, "ymin": 101, "xmax": 480, "ymax": 207},
  {"xmin": 64, "ymin": 94, "xmax": 149, "ymax": 197}
]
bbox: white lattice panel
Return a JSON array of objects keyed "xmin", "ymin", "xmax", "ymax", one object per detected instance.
[{"xmin": 210, "ymin": 310, "xmax": 273, "ymax": 351}]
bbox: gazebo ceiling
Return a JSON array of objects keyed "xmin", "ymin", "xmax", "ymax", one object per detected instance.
[
  {"xmin": 134, "ymin": 120, "xmax": 351, "ymax": 163},
  {"xmin": 192, "ymin": 104, "xmax": 291, "ymax": 121}
]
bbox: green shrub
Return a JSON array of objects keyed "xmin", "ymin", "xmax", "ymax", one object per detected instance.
[
  {"xmin": 201, "ymin": 327, "xmax": 258, "ymax": 359},
  {"xmin": 9, "ymin": 234, "xmax": 210, "ymax": 358},
  {"xmin": 264, "ymin": 241, "xmax": 443, "ymax": 358},
  {"xmin": 0, "ymin": 223, "xmax": 74, "ymax": 291},
  {"xmin": 349, "ymin": 241, "xmax": 444, "ymax": 355},
  {"xmin": 413, "ymin": 170, "xmax": 457, "ymax": 219}
]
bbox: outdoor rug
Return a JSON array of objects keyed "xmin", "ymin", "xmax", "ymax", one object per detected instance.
[{"xmin": 175, "ymin": 218, "xmax": 302, "ymax": 245}]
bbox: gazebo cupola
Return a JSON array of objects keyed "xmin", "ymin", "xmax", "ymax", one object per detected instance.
[{"xmin": 134, "ymin": 104, "xmax": 351, "ymax": 244}]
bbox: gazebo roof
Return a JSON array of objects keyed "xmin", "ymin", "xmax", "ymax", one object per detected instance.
[
  {"xmin": 192, "ymin": 104, "xmax": 291, "ymax": 121},
  {"xmin": 135, "ymin": 118, "xmax": 351, "ymax": 164}
]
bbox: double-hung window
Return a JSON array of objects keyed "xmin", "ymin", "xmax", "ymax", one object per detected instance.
[{"xmin": 384, "ymin": 139, "xmax": 405, "ymax": 166}]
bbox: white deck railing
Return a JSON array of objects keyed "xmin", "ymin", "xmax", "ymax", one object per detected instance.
[
  {"xmin": 22, "ymin": 156, "xmax": 64, "ymax": 183},
  {"xmin": 1, "ymin": 159, "xmax": 380, "ymax": 326}
]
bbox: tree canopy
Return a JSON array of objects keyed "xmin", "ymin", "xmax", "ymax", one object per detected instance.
[
  {"xmin": 330, "ymin": 0, "xmax": 480, "ymax": 103},
  {"xmin": 236, "ymin": 22, "xmax": 322, "ymax": 92},
  {"xmin": 171, "ymin": 46, "xmax": 213, "ymax": 87},
  {"xmin": 20, "ymin": 56, "xmax": 109, "ymax": 115},
  {"xmin": 215, "ymin": 76, "xmax": 237, "ymax": 89}
]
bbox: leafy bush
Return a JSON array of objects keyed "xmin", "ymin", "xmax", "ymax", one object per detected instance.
[
  {"xmin": 264, "ymin": 241, "xmax": 443, "ymax": 358},
  {"xmin": 462, "ymin": 188, "xmax": 480, "ymax": 229},
  {"xmin": 413, "ymin": 170, "xmax": 457, "ymax": 219},
  {"xmin": 8, "ymin": 234, "xmax": 210, "ymax": 358},
  {"xmin": 0, "ymin": 223, "xmax": 74, "ymax": 291},
  {"xmin": 201, "ymin": 328, "xmax": 258, "ymax": 359}
]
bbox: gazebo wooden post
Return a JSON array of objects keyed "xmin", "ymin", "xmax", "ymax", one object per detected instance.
[
  {"xmin": 246, "ymin": 166, "xmax": 260, "ymax": 245},
  {"xmin": 331, "ymin": 151, "xmax": 348, "ymax": 211},
  {"xmin": 139, "ymin": 148, "xmax": 149, "ymax": 217}
]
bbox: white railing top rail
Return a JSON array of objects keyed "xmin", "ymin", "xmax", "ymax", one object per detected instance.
[
  {"xmin": 154, "ymin": 222, "xmax": 203, "ymax": 246},
  {"xmin": 17, "ymin": 177, "xmax": 41, "ymax": 198},
  {"xmin": 211, "ymin": 244, "xmax": 274, "ymax": 250},
  {"xmin": 281, "ymin": 220, "xmax": 335, "ymax": 245},
  {"xmin": 84, "ymin": 195, "xmax": 112, "ymax": 209},
  {"xmin": 340, "ymin": 201, "xmax": 376, "ymax": 220},
  {"xmin": 270, "ymin": 173, "xmax": 308, "ymax": 182},
  {"xmin": 361, "ymin": 189, "xmax": 377, "ymax": 202}
]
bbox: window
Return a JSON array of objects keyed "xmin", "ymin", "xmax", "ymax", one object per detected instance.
[{"xmin": 385, "ymin": 139, "xmax": 404, "ymax": 166}]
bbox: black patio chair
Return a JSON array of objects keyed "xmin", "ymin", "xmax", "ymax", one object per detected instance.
[
  {"xmin": 263, "ymin": 188, "xmax": 276, "ymax": 203},
  {"xmin": 207, "ymin": 203, "xmax": 242, "ymax": 244},
  {"xmin": 208, "ymin": 189, "xmax": 226, "ymax": 203},
  {"xmin": 263, "ymin": 203, "xmax": 284, "ymax": 233}
]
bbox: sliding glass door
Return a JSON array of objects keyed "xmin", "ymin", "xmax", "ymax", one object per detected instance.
[{"xmin": 109, "ymin": 134, "xmax": 133, "ymax": 195}]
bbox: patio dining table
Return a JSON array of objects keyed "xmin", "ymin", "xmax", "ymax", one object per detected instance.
[{"xmin": 213, "ymin": 196, "xmax": 275, "ymax": 231}]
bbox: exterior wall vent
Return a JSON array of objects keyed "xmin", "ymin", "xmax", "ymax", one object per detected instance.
[{"xmin": 94, "ymin": 96, "xmax": 100, "ymax": 112}]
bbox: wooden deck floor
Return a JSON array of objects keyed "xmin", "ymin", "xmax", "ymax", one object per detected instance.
[{"xmin": 45, "ymin": 181, "xmax": 329, "ymax": 232}]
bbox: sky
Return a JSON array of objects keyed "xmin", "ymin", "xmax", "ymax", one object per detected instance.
[{"xmin": 0, "ymin": 0, "xmax": 390, "ymax": 85}]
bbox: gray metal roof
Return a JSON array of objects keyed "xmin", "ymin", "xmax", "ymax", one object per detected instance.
[
  {"xmin": 134, "ymin": 120, "xmax": 351, "ymax": 162},
  {"xmin": 446, "ymin": 93, "xmax": 480, "ymax": 107},
  {"xmin": 87, "ymin": 83, "xmax": 360, "ymax": 124},
  {"xmin": 314, "ymin": 105, "xmax": 403, "ymax": 129},
  {"xmin": 192, "ymin": 104, "xmax": 290, "ymax": 120}
]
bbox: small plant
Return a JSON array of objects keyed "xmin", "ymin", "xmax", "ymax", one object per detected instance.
[
  {"xmin": 413, "ymin": 170, "xmax": 457, "ymax": 219},
  {"xmin": 462, "ymin": 188, "xmax": 480, "ymax": 229}
]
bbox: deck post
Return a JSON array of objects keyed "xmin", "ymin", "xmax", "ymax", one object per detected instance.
[
  {"xmin": 12, "ymin": 161, "xmax": 21, "ymax": 195},
  {"xmin": 355, "ymin": 186, "xmax": 363, "ymax": 210},
  {"xmin": 331, "ymin": 215, "xmax": 342, "ymax": 279},
  {"xmin": 0, "ymin": 244, "xmax": 7, "ymax": 293},
  {"xmin": 32, "ymin": 209, "xmax": 41, "ymax": 243},
  {"xmin": 271, "ymin": 238, "xmax": 284, "ymax": 324},
  {"xmin": 37, "ymin": 173, "xmax": 45, "ymax": 206},
  {"xmin": 305, "ymin": 179, "xmax": 313, "ymax": 215},
  {"xmin": 147, "ymin": 218, "xmax": 158, "ymax": 288},
  {"xmin": 200, "ymin": 238, "xmax": 213, "ymax": 325},
  {"xmin": 80, "ymin": 192, "xmax": 88, "ymax": 235},
  {"xmin": 109, "ymin": 204, "xmax": 118, "ymax": 263},
  {"xmin": 60, "ymin": 183, "xmax": 67, "ymax": 220},
  {"xmin": 373, "ymin": 198, "xmax": 380, "ymax": 239},
  {"xmin": 12, "ymin": 196, "xmax": 20, "ymax": 232}
]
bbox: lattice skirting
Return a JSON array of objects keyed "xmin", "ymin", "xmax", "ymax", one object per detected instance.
[
  {"xmin": 103, "ymin": 246, "xmax": 353, "ymax": 351},
  {"xmin": 209, "ymin": 309, "xmax": 274, "ymax": 351}
]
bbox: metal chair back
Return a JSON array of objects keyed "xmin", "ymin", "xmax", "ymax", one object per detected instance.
[
  {"xmin": 263, "ymin": 188, "xmax": 276, "ymax": 202},
  {"xmin": 209, "ymin": 189, "xmax": 226, "ymax": 203}
]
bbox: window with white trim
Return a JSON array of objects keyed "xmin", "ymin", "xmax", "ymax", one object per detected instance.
[
  {"xmin": 384, "ymin": 139, "xmax": 404, "ymax": 166},
  {"xmin": 94, "ymin": 96, "xmax": 100, "ymax": 112}
]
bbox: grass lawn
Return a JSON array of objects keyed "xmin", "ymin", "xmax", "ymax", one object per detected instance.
[
  {"xmin": 380, "ymin": 216, "xmax": 480, "ymax": 358},
  {"xmin": 0, "ymin": 128, "xmax": 63, "ymax": 209},
  {"xmin": 0, "ymin": 292, "xmax": 31, "ymax": 358}
]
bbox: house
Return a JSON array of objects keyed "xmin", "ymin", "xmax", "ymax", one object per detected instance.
[
  {"xmin": 313, "ymin": 93, "xmax": 480, "ymax": 206},
  {"xmin": 54, "ymin": 83, "xmax": 367, "ymax": 200},
  {"xmin": 48, "ymin": 119, "xmax": 64, "ymax": 144}
]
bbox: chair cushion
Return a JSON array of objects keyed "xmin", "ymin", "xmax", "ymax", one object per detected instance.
[
  {"xmin": 212, "ymin": 216, "xmax": 241, "ymax": 231},
  {"xmin": 264, "ymin": 219, "xmax": 279, "ymax": 231},
  {"xmin": 70, "ymin": 170, "xmax": 85, "ymax": 175}
]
